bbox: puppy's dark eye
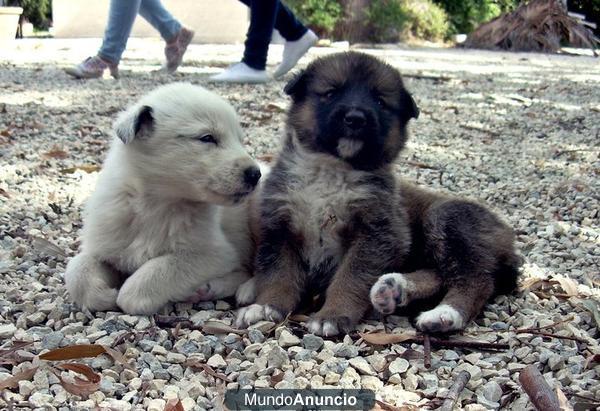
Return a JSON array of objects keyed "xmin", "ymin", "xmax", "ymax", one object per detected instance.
[
  {"xmin": 376, "ymin": 96, "xmax": 387, "ymax": 107},
  {"xmin": 196, "ymin": 134, "xmax": 217, "ymax": 145}
]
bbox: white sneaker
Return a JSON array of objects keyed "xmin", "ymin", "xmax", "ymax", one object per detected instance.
[
  {"xmin": 209, "ymin": 62, "xmax": 270, "ymax": 83},
  {"xmin": 274, "ymin": 30, "xmax": 318, "ymax": 78}
]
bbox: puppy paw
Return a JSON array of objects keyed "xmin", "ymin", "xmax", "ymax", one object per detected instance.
[
  {"xmin": 415, "ymin": 304, "xmax": 465, "ymax": 333},
  {"xmin": 307, "ymin": 316, "xmax": 354, "ymax": 337},
  {"xmin": 186, "ymin": 283, "xmax": 215, "ymax": 303},
  {"xmin": 370, "ymin": 273, "xmax": 410, "ymax": 314},
  {"xmin": 235, "ymin": 278, "xmax": 257, "ymax": 306},
  {"xmin": 116, "ymin": 284, "xmax": 166, "ymax": 315},
  {"xmin": 235, "ymin": 304, "xmax": 285, "ymax": 328}
]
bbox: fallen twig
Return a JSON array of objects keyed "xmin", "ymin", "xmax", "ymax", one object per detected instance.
[
  {"xmin": 519, "ymin": 365, "xmax": 561, "ymax": 411},
  {"xmin": 514, "ymin": 330, "xmax": 588, "ymax": 343},
  {"xmin": 440, "ymin": 370, "xmax": 471, "ymax": 411},
  {"xmin": 423, "ymin": 335, "xmax": 432, "ymax": 369},
  {"xmin": 360, "ymin": 331, "xmax": 509, "ymax": 351},
  {"xmin": 403, "ymin": 73, "xmax": 454, "ymax": 82}
]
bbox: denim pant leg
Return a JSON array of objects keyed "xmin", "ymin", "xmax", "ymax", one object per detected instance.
[
  {"xmin": 138, "ymin": 0, "xmax": 182, "ymax": 42},
  {"xmin": 98, "ymin": 0, "xmax": 141, "ymax": 64},
  {"xmin": 238, "ymin": 0, "xmax": 307, "ymax": 42},
  {"xmin": 240, "ymin": 0, "xmax": 279, "ymax": 70}
]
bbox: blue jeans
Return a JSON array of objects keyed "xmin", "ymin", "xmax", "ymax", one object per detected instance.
[
  {"xmin": 238, "ymin": 0, "xmax": 308, "ymax": 70},
  {"xmin": 98, "ymin": 0, "xmax": 181, "ymax": 64}
]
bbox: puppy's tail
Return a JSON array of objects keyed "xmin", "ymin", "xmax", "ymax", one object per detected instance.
[
  {"xmin": 493, "ymin": 253, "xmax": 523, "ymax": 296},
  {"xmin": 64, "ymin": 253, "xmax": 119, "ymax": 311}
]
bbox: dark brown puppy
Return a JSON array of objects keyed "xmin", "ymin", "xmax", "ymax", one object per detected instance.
[{"xmin": 236, "ymin": 52, "xmax": 520, "ymax": 336}]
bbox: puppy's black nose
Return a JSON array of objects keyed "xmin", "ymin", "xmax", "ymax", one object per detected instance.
[
  {"xmin": 243, "ymin": 166, "xmax": 262, "ymax": 187},
  {"xmin": 343, "ymin": 109, "xmax": 367, "ymax": 130}
]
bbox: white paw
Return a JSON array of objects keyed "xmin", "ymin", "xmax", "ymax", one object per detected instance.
[
  {"xmin": 415, "ymin": 304, "xmax": 465, "ymax": 333},
  {"xmin": 370, "ymin": 273, "xmax": 410, "ymax": 314},
  {"xmin": 235, "ymin": 304, "xmax": 284, "ymax": 328},
  {"xmin": 307, "ymin": 319, "xmax": 341, "ymax": 337},
  {"xmin": 116, "ymin": 285, "xmax": 165, "ymax": 315},
  {"xmin": 235, "ymin": 278, "xmax": 257, "ymax": 306}
]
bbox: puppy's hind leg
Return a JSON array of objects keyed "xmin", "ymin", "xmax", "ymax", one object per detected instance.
[
  {"xmin": 187, "ymin": 270, "xmax": 252, "ymax": 303},
  {"xmin": 64, "ymin": 253, "xmax": 120, "ymax": 312},
  {"xmin": 370, "ymin": 269, "xmax": 443, "ymax": 315},
  {"xmin": 416, "ymin": 199, "xmax": 516, "ymax": 333}
]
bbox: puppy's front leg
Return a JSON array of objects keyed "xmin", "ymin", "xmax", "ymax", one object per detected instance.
[
  {"xmin": 116, "ymin": 253, "xmax": 235, "ymax": 315},
  {"xmin": 309, "ymin": 224, "xmax": 402, "ymax": 336},
  {"xmin": 236, "ymin": 226, "xmax": 305, "ymax": 327}
]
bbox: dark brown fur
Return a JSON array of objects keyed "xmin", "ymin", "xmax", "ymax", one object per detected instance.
[{"xmin": 240, "ymin": 52, "xmax": 520, "ymax": 335}]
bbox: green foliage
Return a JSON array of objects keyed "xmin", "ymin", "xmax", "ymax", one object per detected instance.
[
  {"xmin": 367, "ymin": 0, "xmax": 449, "ymax": 42},
  {"xmin": 286, "ymin": 0, "xmax": 343, "ymax": 36},
  {"xmin": 432, "ymin": 0, "xmax": 520, "ymax": 34},
  {"xmin": 5, "ymin": 0, "xmax": 51, "ymax": 29}
]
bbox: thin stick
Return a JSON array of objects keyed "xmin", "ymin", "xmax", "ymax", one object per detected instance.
[
  {"xmin": 440, "ymin": 370, "xmax": 471, "ymax": 411},
  {"xmin": 427, "ymin": 337, "xmax": 509, "ymax": 351},
  {"xmin": 515, "ymin": 330, "xmax": 588, "ymax": 343},
  {"xmin": 423, "ymin": 335, "xmax": 432, "ymax": 369},
  {"xmin": 519, "ymin": 365, "xmax": 561, "ymax": 411}
]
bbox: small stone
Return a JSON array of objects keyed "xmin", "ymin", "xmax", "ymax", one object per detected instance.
[
  {"xmin": 166, "ymin": 352, "xmax": 186, "ymax": 364},
  {"xmin": 41, "ymin": 331, "xmax": 64, "ymax": 350},
  {"xmin": 248, "ymin": 329, "xmax": 265, "ymax": 343},
  {"xmin": 403, "ymin": 373, "xmax": 419, "ymax": 391},
  {"xmin": 302, "ymin": 334, "xmax": 324, "ymax": 351},
  {"xmin": 248, "ymin": 321, "xmax": 276, "ymax": 333},
  {"xmin": 267, "ymin": 346, "xmax": 289, "ymax": 368},
  {"xmin": 334, "ymin": 343, "xmax": 359, "ymax": 358},
  {"xmin": 278, "ymin": 330, "xmax": 301, "ymax": 347},
  {"xmin": 207, "ymin": 354, "xmax": 227, "ymax": 369},
  {"xmin": 442, "ymin": 350, "xmax": 460, "ymax": 361},
  {"xmin": 324, "ymin": 372, "xmax": 341, "ymax": 384},
  {"xmin": 388, "ymin": 358, "xmax": 409, "ymax": 374},
  {"xmin": 481, "ymin": 381, "xmax": 503, "ymax": 403},
  {"xmin": 151, "ymin": 345, "xmax": 168, "ymax": 356},
  {"xmin": 26, "ymin": 312, "xmax": 46, "ymax": 326},
  {"xmin": 0, "ymin": 323, "xmax": 17, "ymax": 339},
  {"xmin": 29, "ymin": 392, "xmax": 53, "ymax": 408},
  {"xmin": 147, "ymin": 399, "xmax": 166, "ymax": 411},
  {"xmin": 361, "ymin": 375, "xmax": 384, "ymax": 391},
  {"xmin": 465, "ymin": 353, "xmax": 482, "ymax": 365},
  {"xmin": 349, "ymin": 357, "xmax": 376, "ymax": 376},
  {"xmin": 548, "ymin": 354, "xmax": 565, "ymax": 371},
  {"xmin": 367, "ymin": 354, "xmax": 387, "ymax": 373},
  {"xmin": 18, "ymin": 380, "xmax": 35, "ymax": 396}
]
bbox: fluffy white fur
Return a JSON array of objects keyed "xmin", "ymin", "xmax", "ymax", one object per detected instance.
[{"xmin": 64, "ymin": 83, "xmax": 261, "ymax": 315}]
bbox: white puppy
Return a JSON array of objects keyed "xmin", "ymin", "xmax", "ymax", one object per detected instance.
[{"xmin": 64, "ymin": 82, "xmax": 262, "ymax": 315}]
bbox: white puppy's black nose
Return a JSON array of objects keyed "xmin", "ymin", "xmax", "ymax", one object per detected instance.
[
  {"xmin": 344, "ymin": 109, "xmax": 367, "ymax": 130},
  {"xmin": 243, "ymin": 166, "xmax": 262, "ymax": 187}
]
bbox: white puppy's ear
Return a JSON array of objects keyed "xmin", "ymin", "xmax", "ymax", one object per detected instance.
[{"xmin": 114, "ymin": 105, "xmax": 154, "ymax": 144}]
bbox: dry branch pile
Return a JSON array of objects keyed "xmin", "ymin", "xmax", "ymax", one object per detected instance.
[{"xmin": 463, "ymin": 0, "xmax": 599, "ymax": 53}]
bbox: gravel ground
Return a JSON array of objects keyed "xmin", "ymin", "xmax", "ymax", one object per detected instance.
[{"xmin": 0, "ymin": 39, "xmax": 599, "ymax": 410}]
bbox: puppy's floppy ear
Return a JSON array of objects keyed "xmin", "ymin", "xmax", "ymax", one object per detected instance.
[
  {"xmin": 114, "ymin": 105, "xmax": 154, "ymax": 144},
  {"xmin": 284, "ymin": 69, "xmax": 309, "ymax": 101},
  {"xmin": 400, "ymin": 89, "xmax": 419, "ymax": 120}
]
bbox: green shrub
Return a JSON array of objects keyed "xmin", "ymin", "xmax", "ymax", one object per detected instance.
[
  {"xmin": 367, "ymin": 0, "xmax": 449, "ymax": 42},
  {"xmin": 5, "ymin": 0, "xmax": 51, "ymax": 29},
  {"xmin": 432, "ymin": 0, "xmax": 520, "ymax": 34},
  {"xmin": 286, "ymin": 0, "xmax": 343, "ymax": 36}
]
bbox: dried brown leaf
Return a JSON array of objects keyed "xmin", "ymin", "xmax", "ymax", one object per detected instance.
[
  {"xmin": 51, "ymin": 367, "xmax": 100, "ymax": 397},
  {"xmin": 0, "ymin": 188, "xmax": 10, "ymax": 199},
  {"xmin": 288, "ymin": 314, "xmax": 310, "ymax": 323},
  {"xmin": 59, "ymin": 165, "xmax": 101, "ymax": 174},
  {"xmin": 202, "ymin": 321, "xmax": 245, "ymax": 335},
  {"xmin": 555, "ymin": 277, "xmax": 579, "ymax": 296},
  {"xmin": 270, "ymin": 371, "xmax": 284, "ymax": 387},
  {"xmin": 359, "ymin": 331, "xmax": 417, "ymax": 345},
  {"xmin": 101, "ymin": 345, "xmax": 135, "ymax": 371},
  {"xmin": 57, "ymin": 363, "xmax": 101, "ymax": 383},
  {"xmin": 184, "ymin": 360, "xmax": 231, "ymax": 382},
  {"xmin": 164, "ymin": 398, "xmax": 185, "ymax": 411},
  {"xmin": 555, "ymin": 386, "xmax": 573, "ymax": 411},
  {"xmin": 31, "ymin": 236, "xmax": 67, "ymax": 258},
  {"xmin": 0, "ymin": 366, "xmax": 38, "ymax": 390},
  {"xmin": 39, "ymin": 344, "xmax": 106, "ymax": 361},
  {"xmin": 43, "ymin": 146, "xmax": 69, "ymax": 159},
  {"xmin": 0, "ymin": 341, "xmax": 33, "ymax": 358}
]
